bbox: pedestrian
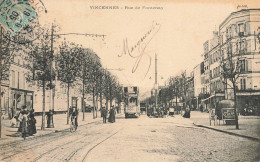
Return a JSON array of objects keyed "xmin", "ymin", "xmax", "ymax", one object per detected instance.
[
  {"xmin": 69, "ymin": 107, "xmax": 78, "ymax": 127},
  {"xmin": 28, "ymin": 109, "xmax": 37, "ymax": 135},
  {"xmin": 19, "ymin": 106, "xmax": 29, "ymax": 139},
  {"xmin": 11, "ymin": 108, "xmax": 20, "ymax": 128},
  {"xmin": 101, "ymin": 107, "xmax": 107, "ymax": 123},
  {"xmin": 200, "ymin": 104, "xmax": 203, "ymax": 112},
  {"xmin": 183, "ymin": 105, "xmax": 191, "ymax": 118},
  {"xmin": 108, "ymin": 106, "xmax": 115, "ymax": 123}
]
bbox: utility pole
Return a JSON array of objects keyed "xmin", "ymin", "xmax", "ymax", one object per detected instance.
[
  {"xmin": 0, "ymin": 26, "xmax": 2, "ymax": 138},
  {"xmin": 47, "ymin": 23, "xmax": 54, "ymax": 128},
  {"xmin": 155, "ymin": 54, "xmax": 158, "ymax": 112}
]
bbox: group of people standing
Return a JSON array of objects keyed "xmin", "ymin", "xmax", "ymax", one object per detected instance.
[
  {"xmin": 101, "ymin": 106, "xmax": 116, "ymax": 123},
  {"xmin": 15, "ymin": 106, "xmax": 37, "ymax": 139}
]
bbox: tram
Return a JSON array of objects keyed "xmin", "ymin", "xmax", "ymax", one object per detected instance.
[{"xmin": 123, "ymin": 86, "xmax": 140, "ymax": 118}]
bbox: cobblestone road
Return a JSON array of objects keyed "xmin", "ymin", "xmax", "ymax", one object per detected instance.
[{"xmin": 0, "ymin": 115, "xmax": 259, "ymax": 162}]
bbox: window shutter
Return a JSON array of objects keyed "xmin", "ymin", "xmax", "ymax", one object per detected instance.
[
  {"xmin": 246, "ymin": 22, "xmax": 250, "ymax": 35},
  {"xmin": 244, "ymin": 78, "xmax": 249, "ymax": 89},
  {"xmin": 247, "ymin": 40, "xmax": 251, "ymax": 53},
  {"xmin": 244, "ymin": 23, "xmax": 247, "ymax": 35},
  {"xmin": 245, "ymin": 60, "xmax": 248, "ymax": 72},
  {"xmin": 240, "ymin": 79, "xmax": 242, "ymax": 90},
  {"xmin": 247, "ymin": 59, "xmax": 252, "ymax": 72}
]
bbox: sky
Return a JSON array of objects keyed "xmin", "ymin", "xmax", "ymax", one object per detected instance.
[{"xmin": 38, "ymin": 0, "xmax": 259, "ymax": 98}]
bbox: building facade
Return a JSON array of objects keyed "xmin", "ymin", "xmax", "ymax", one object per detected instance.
[
  {"xmin": 219, "ymin": 9, "xmax": 260, "ymax": 113},
  {"xmin": 197, "ymin": 9, "xmax": 260, "ymax": 113}
]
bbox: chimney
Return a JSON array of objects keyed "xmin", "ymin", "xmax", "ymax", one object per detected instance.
[{"xmin": 213, "ymin": 31, "xmax": 218, "ymax": 38}]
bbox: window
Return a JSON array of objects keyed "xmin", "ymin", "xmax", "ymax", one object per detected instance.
[
  {"xmin": 238, "ymin": 23, "xmax": 244, "ymax": 33},
  {"xmin": 240, "ymin": 78, "xmax": 246, "ymax": 90},
  {"xmin": 11, "ymin": 71, "xmax": 15, "ymax": 87},
  {"xmin": 23, "ymin": 73, "xmax": 26, "ymax": 89},
  {"xmin": 17, "ymin": 72, "xmax": 20, "ymax": 89},
  {"xmin": 236, "ymin": 42, "xmax": 239, "ymax": 53},
  {"xmin": 240, "ymin": 60, "xmax": 246, "ymax": 72}
]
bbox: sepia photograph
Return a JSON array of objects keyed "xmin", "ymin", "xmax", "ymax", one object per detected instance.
[{"xmin": 0, "ymin": 0, "xmax": 260, "ymax": 161}]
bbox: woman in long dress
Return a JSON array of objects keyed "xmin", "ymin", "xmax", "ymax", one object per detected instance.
[
  {"xmin": 108, "ymin": 107, "xmax": 115, "ymax": 123},
  {"xmin": 28, "ymin": 109, "xmax": 37, "ymax": 135},
  {"xmin": 20, "ymin": 107, "xmax": 29, "ymax": 139}
]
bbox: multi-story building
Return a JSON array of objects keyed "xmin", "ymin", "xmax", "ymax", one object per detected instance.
[
  {"xmin": 193, "ymin": 62, "xmax": 203, "ymax": 109},
  {"xmin": 219, "ymin": 9, "xmax": 260, "ymax": 112},
  {"xmin": 1, "ymin": 50, "xmax": 34, "ymax": 118},
  {"xmin": 1, "ymin": 49, "xmax": 101, "ymax": 119},
  {"xmin": 201, "ymin": 35, "xmax": 219, "ymax": 111},
  {"xmin": 198, "ymin": 9, "xmax": 260, "ymax": 113},
  {"xmin": 207, "ymin": 31, "xmax": 225, "ymax": 109},
  {"xmin": 185, "ymin": 71, "xmax": 195, "ymax": 109}
]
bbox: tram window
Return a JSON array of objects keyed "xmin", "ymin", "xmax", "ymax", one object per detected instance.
[
  {"xmin": 129, "ymin": 98, "xmax": 138, "ymax": 106},
  {"xmin": 133, "ymin": 87, "xmax": 137, "ymax": 93}
]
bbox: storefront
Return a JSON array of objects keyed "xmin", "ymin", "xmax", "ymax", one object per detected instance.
[
  {"xmin": 10, "ymin": 88, "xmax": 34, "ymax": 118},
  {"xmin": 236, "ymin": 91, "xmax": 260, "ymax": 115}
]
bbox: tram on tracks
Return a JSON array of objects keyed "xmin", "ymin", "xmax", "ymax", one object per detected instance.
[{"xmin": 123, "ymin": 86, "xmax": 140, "ymax": 118}]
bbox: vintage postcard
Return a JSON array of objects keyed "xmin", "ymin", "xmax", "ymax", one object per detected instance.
[{"xmin": 0, "ymin": 0, "xmax": 259, "ymax": 161}]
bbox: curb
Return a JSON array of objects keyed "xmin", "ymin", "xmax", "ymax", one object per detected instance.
[{"xmin": 193, "ymin": 123, "xmax": 260, "ymax": 142}]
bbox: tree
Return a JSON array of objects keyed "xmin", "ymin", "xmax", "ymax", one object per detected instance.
[
  {"xmin": 56, "ymin": 41, "xmax": 82, "ymax": 124},
  {"xmin": 0, "ymin": 28, "xmax": 18, "ymax": 137},
  {"xmin": 79, "ymin": 48, "xmax": 102, "ymax": 120},
  {"xmin": 84, "ymin": 52, "xmax": 101, "ymax": 119},
  {"xmin": 220, "ymin": 41, "xmax": 242, "ymax": 129},
  {"xmin": 103, "ymin": 71, "xmax": 119, "ymax": 110},
  {"xmin": 0, "ymin": 18, "xmax": 46, "ymax": 136},
  {"xmin": 169, "ymin": 76, "xmax": 182, "ymax": 113},
  {"xmin": 25, "ymin": 25, "xmax": 57, "ymax": 130},
  {"xmin": 158, "ymin": 87, "xmax": 171, "ymax": 107}
]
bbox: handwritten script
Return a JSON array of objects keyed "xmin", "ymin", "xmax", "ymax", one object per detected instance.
[{"xmin": 118, "ymin": 22, "xmax": 161, "ymax": 78}]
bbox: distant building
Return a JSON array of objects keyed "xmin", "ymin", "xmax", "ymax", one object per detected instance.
[{"xmin": 193, "ymin": 62, "xmax": 203, "ymax": 109}]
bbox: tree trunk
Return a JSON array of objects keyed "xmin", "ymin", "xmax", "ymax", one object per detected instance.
[
  {"xmin": 67, "ymin": 83, "xmax": 70, "ymax": 125},
  {"xmin": 109, "ymin": 87, "xmax": 112, "ymax": 109},
  {"xmin": 106, "ymin": 98, "xmax": 108, "ymax": 111},
  {"xmin": 110, "ymin": 99, "xmax": 113, "ymax": 108},
  {"xmin": 232, "ymin": 80, "xmax": 239, "ymax": 129},
  {"xmin": 82, "ymin": 80, "xmax": 85, "ymax": 121},
  {"xmin": 100, "ymin": 91, "xmax": 102, "ymax": 117},
  {"xmin": 92, "ymin": 87, "xmax": 95, "ymax": 119},
  {"xmin": 41, "ymin": 80, "xmax": 46, "ymax": 130},
  {"xmin": 176, "ymin": 95, "xmax": 178, "ymax": 114},
  {"xmin": 95, "ymin": 94, "xmax": 98, "ymax": 118}
]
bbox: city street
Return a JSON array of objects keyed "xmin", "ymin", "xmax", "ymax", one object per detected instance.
[
  {"xmin": 0, "ymin": 2, "xmax": 260, "ymax": 162},
  {"xmin": 0, "ymin": 114, "xmax": 259, "ymax": 162}
]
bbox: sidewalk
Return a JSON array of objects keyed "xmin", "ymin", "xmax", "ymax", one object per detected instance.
[
  {"xmin": 0, "ymin": 112, "xmax": 103, "ymax": 144},
  {"xmin": 190, "ymin": 111, "xmax": 260, "ymax": 141}
]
